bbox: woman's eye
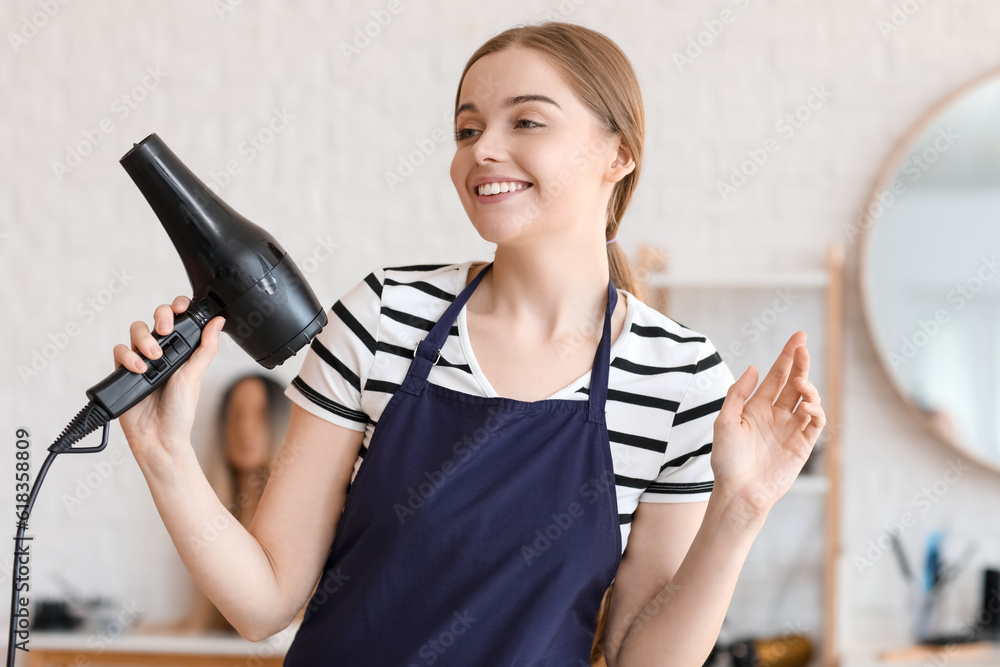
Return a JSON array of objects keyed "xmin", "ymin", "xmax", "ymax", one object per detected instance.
[{"xmin": 453, "ymin": 119, "xmax": 544, "ymax": 142}]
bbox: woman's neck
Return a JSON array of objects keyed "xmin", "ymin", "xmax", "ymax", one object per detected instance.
[{"xmin": 472, "ymin": 240, "xmax": 612, "ymax": 343}]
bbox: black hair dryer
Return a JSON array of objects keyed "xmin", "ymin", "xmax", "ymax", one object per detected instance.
[
  {"xmin": 85, "ymin": 133, "xmax": 328, "ymax": 423},
  {"xmin": 6, "ymin": 133, "xmax": 328, "ymax": 667}
]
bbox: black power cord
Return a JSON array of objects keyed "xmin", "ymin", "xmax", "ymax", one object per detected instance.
[{"xmin": 6, "ymin": 401, "xmax": 111, "ymax": 667}]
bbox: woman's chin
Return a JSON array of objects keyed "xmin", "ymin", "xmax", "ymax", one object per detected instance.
[{"xmin": 467, "ymin": 219, "xmax": 535, "ymax": 246}]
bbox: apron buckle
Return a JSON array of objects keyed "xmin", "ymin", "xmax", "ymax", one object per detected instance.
[{"xmin": 416, "ymin": 339, "xmax": 442, "ymax": 366}]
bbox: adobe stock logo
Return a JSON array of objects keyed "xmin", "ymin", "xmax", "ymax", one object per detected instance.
[
  {"xmin": 51, "ymin": 65, "xmax": 169, "ymax": 181},
  {"xmin": 339, "ymin": 1, "xmax": 404, "ymax": 63},
  {"xmin": 18, "ymin": 268, "xmax": 134, "ymax": 385},
  {"xmin": 7, "ymin": 0, "xmax": 72, "ymax": 52},
  {"xmin": 203, "ymin": 107, "xmax": 295, "ymax": 193},
  {"xmin": 716, "ymin": 84, "xmax": 832, "ymax": 202}
]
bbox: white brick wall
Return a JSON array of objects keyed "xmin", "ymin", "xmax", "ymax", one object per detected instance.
[{"xmin": 2, "ymin": 0, "xmax": 999, "ymax": 657}]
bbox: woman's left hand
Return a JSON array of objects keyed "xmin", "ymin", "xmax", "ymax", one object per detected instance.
[{"xmin": 710, "ymin": 331, "xmax": 827, "ymax": 524}]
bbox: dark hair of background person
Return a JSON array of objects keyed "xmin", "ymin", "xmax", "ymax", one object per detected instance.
[{"xmin": 215, "ymin": 372, "xmax": 292, "ymax": 482}]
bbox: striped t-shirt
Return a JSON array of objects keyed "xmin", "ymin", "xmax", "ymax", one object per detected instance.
[{"xmin": 284, "ymin": 260, "xmax": 736, "ymax": 554}]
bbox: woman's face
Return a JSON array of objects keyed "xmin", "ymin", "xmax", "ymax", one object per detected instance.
[
  {"xmin": 224, "ymin": 378, "xmax": 273, "ymax": 472},
  {"xmin": 449, "ymin": 46, "xmax": 622, "ymax": 247}
]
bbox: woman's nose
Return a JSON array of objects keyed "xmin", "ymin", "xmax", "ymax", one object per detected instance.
[{"xmin": 470, "ymin": 124, "xmax": 506, "ymax": 163}]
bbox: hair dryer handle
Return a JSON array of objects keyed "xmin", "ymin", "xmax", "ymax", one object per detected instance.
[{"xmin": 85, "ymin": 310, "xmax": 206, "ymax": 419}]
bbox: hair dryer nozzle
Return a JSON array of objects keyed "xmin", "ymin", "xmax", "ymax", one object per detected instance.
[{"xmin": 120, "ymin": 133, "xmax": 327, "ymax": 367}]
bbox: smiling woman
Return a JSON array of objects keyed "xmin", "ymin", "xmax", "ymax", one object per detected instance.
[
  {"xmin": 281, "ymin": 18, "xmax": 821, "ymax": 666},
  {"xmin": 277, "ymin": 20, "xmax": 821, "ymax": 667},
  {"xmin": 109, "ymin": 19, "xmax": 825, "ymax": 667}
]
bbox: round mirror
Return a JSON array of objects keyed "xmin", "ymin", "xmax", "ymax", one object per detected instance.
[{"xmin": 860, "ymin": 67, "xmax": 1000, "ymax": 473}]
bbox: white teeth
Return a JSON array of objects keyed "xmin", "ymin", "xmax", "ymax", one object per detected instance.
[{"xmin": 477, "ymin": 181, "xmax": 528, "ymax": 196}]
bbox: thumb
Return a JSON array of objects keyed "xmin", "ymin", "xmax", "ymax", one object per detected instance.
[
  {"xmin": 182, "ymin": 316, "xmax": 226, "ymax": 381},
  {"xmin": 717, "ymin": 365, "xmax": 758, "ymax": 425}
]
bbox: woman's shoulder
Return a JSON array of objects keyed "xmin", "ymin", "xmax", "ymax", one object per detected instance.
[
  {"xmin": 375, "ymin": 260, "xmax": 473, "ymax": 288},
  {"xmin": 348, "ymin": 261, "xmax": 476, "ymax": 326},
  {"xmin": 328, "ymin": 261, "xmax": 471, "ymax": 331},
  {"xmin": 619, "ymin": 290, "xmax": 717, "ymax": 361},
  {"xmin": 616, "ymin": 292, "xmax": 734, "ymax": 401}
]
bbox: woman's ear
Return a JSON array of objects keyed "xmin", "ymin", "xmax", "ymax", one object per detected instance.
[{"xmin": 606, "ymin": 140, "xmax": 636, "ymax": 183}]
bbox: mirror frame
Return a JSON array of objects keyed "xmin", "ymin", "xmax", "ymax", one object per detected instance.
[{"xmin": 858, "ymin": 65, "xmax": 1000, "ymax": 475}]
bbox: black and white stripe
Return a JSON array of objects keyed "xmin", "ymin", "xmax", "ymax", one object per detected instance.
[{"xmin": 285, "ymin": 261, "xmax": 735, "ymax": 554}]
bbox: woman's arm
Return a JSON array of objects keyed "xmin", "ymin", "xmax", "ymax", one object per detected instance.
[
  {"xmin": 605, "ymin": 332, "xmax": 825, "ymax": 666},
  {"xmin": 135, "ymin": 404, "xmax": 363, "ymax": 641},
  {"xmin": 602, "ymin": 491, "xmax": 764, "ymax": 666}
]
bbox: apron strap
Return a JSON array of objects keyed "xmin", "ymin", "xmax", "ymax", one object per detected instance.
[
  {"xmin": 401, "ymin": 262, "xmax": 492, "ymax": 396},
  {"xmin": 588, "ymin": 278, "xmax": 616, "ymax": 424}
]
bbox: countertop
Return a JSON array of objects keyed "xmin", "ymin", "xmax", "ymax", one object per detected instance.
[
  {"xmin": 841, "ymin": 640, "xmax": 1000, "ymax": 666},
  {"xmin": 26, "ymin": 622, "xmax": 299, "ymax": 656}
]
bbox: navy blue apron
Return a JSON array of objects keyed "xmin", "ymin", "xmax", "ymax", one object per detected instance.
[{"xmin": 284, "ymin": 261, "xmax": 622, "ymax": 666}]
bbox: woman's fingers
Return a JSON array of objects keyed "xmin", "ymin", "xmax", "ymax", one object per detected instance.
[
  {"xmin": 129, "ymin": 320, "xmax": 162, "ymax": 360},
  {"xmin": 119, "ymin": 297, "xmax": 188, "ymax": 372},
  {"xmin": 793, "ymin": 398, "xmax": 814, "ymax": 428},
  {"xmin": 773, "ymin": 345, "xmax": 809, "ymax": 413},
  {"xmin": 808, "ymin": 404, "xmax": 827, "ymax": 442},
  {"xmin": 171, "ymin": 295, "xmax": 191, "ymax": 313},
  {"xmin": 180, "ymin": 315, "xmax": 226, "ymax": 382},
  {"xmin": 114, "ymin": 342, "xmax": 147, "ymax": 373},
  {"xmin": 792, "ymin": 374, "xmax": 826, "ymax": 440},
  {"xmin": 750, "ymin": 331, "xmax": 806, "ymax": 410},
  {"xmin": 796, "ymin": 399, "xmax": 827, "ymax": 442},
  {"xmin": 718, "ymin": 364, "xmax": 759, "ymax": 425},
  {"xmin": 153, "ymin": 303, "xmax": 176, "ymax": 336},
  {"xmin": 794, "ymin": 375, "xmax": 821, "ymax": 405}
]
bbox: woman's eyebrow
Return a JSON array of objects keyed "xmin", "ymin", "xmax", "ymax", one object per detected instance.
[{"xmin": 456, "ymin": 94, "xmax": 561, "ymax": 117}]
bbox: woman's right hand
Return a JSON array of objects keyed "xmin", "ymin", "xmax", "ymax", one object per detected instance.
[{"xmin": 113, "ymin": 295, "xmax": 226, "ymax": 465}]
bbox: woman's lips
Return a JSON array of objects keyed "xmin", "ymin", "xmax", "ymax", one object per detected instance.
[{"xmin": 475, "ymin": 183, "xmax": 532, "ymax": 204}]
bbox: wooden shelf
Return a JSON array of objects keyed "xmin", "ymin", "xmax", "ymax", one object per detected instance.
[{"xmin": 646, "ymin": 270, "xmax": 830, "ymax": 289}]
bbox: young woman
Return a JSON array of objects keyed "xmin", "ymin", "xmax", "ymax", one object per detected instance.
[{"xmin": 113, "ymin": 21, "xmax": 826, "ymax": 667}]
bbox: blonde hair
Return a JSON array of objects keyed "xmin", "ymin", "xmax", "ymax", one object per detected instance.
[{"xmin": 454, "ymin": 20, "xmax": 646, "ymax": 301}]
